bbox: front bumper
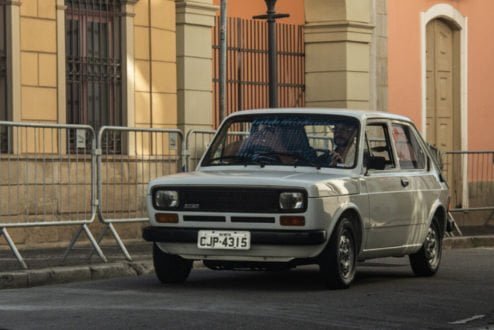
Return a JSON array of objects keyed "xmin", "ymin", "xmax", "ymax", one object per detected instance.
[{"xmin": 142, "ymin": 226, "xmax": 327, "ymax": 246}]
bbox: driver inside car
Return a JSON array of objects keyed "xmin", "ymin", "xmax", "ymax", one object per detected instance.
[{"xmin": 329, "ymin": 122, "xmax": 358, "ymax": 167}]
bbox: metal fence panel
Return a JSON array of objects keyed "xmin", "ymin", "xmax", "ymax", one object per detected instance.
[
  {"xmin": 0, "ymin": 121, "xmax": 102, "ymax": 268},
  {"xmin": 95, "ymin": 127, "xmax": 184, "ymax": 260},
  {"xmin": 185, "ymin": 129, "xmax": 216, "ymax": 171},
  {"xmin": 97, "ymin": 127, "xmax": 184, "ymax": 223},
  {"xmin": 443, "ymin": 151, "xmax": 494, "ymax": 211},
  {"xmin": 0, "ymin": 121, "xmax": 97, "ymax": 226}
]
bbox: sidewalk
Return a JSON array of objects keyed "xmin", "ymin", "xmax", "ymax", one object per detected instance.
[
  {"xmin": 1, "ymin": 236, "xmax": 493, "ymax": 290},
  {"xmin": 0, "ymin": 241, "xmax": 155, "ymax": 290}
]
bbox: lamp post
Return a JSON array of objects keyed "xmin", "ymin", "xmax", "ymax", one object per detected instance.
[{"xmin": 253, "ymin": 0, "xmax": 289, "ymax": 108}]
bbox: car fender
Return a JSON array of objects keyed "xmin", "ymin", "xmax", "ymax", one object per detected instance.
[
  {"xmin": 324, "ymin": 201, "xmax": 365, "ymax": 254},
  {"xmin": 422, "ymin": 198, "xmax": 447, "ymax": 241}
]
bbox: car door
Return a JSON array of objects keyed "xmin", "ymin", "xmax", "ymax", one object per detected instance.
[
  {"xmin": 362, "ymin": 120, "xmax": 416, "ymax": 252},
  {"xmin": 390, "ymin": 122, "xmax": 436, "ymax": 246}
]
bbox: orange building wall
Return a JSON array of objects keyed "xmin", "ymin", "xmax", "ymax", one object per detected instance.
[
  {"xmin": 212, "ymin": 0, "xmax": 305, "ymax": 24},
  {"xmin": 388, "ymin": 0, "xmax": 494, "ymax": 150}
]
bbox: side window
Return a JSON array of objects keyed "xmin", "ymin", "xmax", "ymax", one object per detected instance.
[
  {"xmin": 391, "ymin": 124, "xmax": 426, "ymax": 169},
  {"xmin": 365, "ymin": 124, "xmax": 395, "ymax": 169}
]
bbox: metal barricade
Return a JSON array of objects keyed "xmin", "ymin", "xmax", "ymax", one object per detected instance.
[
  {"xmin": 0, "ymin": 121, "xmax": 105, "ymax": 269},
  {"xmin": 185, "ymin": 129, "xmax": 216, "ymax": 171},
  {"xmin": 443, "ymin": 151, "xmax": 494, "ymax": 211},
  {"xmin": 443, "ymin": 151, "xmax": 494, "ymax": 233},
  {"xmin": 95, "ymin": 127, "xmax": 184, "ymax": 260}
]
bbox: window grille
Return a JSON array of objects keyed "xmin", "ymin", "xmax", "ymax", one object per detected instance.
[{"xmin": 65, "ymin": 0, "xmax": 123, "ymax": 150}]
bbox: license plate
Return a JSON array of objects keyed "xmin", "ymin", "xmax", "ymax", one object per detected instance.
[{"xmin": 197, "ymin": 230, "xmax": 251, "ymax": 250}]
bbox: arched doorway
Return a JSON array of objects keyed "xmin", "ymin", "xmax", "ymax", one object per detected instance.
[{"xmin": 426, "ymin": 18, "xmax": 462, "ymax": 206}]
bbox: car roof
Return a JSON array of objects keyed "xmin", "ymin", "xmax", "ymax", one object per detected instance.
[{"xmin": 226, "ymin": 108, "xmax": 412, "ymax": 123}]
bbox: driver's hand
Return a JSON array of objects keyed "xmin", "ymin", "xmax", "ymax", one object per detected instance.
[{"xmin": 329, "ymin": 151, "xmax": 343, "ymax": 166}]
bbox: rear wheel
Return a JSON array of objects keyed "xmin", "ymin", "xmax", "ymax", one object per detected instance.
[
  {"xmin": 153, "ymin": 243, "xmax": 192, "ymax": 283},
  {"xmin": 409, "ymin": 219, "xmax": 442, "ymax": 276},
  {"xmin": 319, "ymin": 218, "xmax": 357, "ymax": 289}
]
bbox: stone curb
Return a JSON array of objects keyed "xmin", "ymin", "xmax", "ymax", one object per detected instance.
[
  {"xmin": 0, "ymin": 260, "xmax": 154, "ymax": 290},
  {"xmin": 0, "ymin": 236, "xmax": 493, "ymax": 290},
  {"xmin": 444, "ymin": 235, "xmax": 494, "ymax": 249}
]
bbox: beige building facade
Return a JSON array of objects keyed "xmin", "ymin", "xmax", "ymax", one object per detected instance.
[
  {"xmin": 0, "ymin": 0, "xmax": 387, "ymax": 246},
  {"xmin": 213, "ymin": 0, "xmax": 387, "ymax": 113},
  {"xmin": 2, "ymin": 0, "xmax": 219, "ymax": 133},
  {"xmin": 0, "ymin": 0, "xmax": 387, "ymax": 249},
  {"xmin": 0, "ymin": 0, "xmax": 219, "ymax": 249},
  {"xmin": 2, "ymin": 0, "xmax": 388, "ymax": 136}
]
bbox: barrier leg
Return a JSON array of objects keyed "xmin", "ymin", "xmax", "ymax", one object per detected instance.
[
  {"xmin": 108, "ymin": 223, "xmax": 132, "ymax": 261},
  {"xmin": 86, "ymin": 225, "xmax": 109, "ymax": 260},
  {"xmin": 1, "ymin": 227, "xmax": 28, "ymax": 269},
  {"xmin": 87, "ymin": 223, "xmax": 132, "ymax": 261},
  {"xmin": 446, "ymin": 212, "xmax": 463, "ymax": 237},
  {"xmin": 485, "ymin": 209, "xmax": 494, "ymax": 225},
  {"xmin": 83, "ymin": 224, "xmax": 108, "ymax": 262},
  {"xmin": 63, "ymin": 225, "xmax": 83, "ymax": 261},
  {"xmin": 63, "ymin": 224, "xmax": 108, "ymax": 263}
]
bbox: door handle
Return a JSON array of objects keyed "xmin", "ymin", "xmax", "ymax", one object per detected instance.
[{"xmin": 401, "ymin": 178, "xmax": 409, "ymax": 187}]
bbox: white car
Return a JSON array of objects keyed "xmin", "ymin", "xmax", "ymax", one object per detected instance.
[{"xmin": 143, "ymin": 108, "xmax": 449, "ymax": 289}]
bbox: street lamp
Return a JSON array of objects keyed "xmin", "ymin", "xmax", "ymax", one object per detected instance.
[{"xmin": 253, "ymin": 0, "xmax": 289, "ymax": 108}]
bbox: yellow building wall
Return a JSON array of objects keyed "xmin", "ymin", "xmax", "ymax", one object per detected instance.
[
  {"xmin": 19, "ymin": 0, "xmax": 58, "ymax": 123},
  {"xmin": 16, "ymin": 0, "xmax": 178, "ymax": 128},
  {"xmin": 134, "ymin": 0, "xmax": 178, "ymax": 130}
]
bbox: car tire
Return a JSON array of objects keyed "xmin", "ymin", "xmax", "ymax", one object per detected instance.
[
  {"xmin": 153, "ymin": 243, "xmax": 193, "ymax": 283},
  {"xmin": 409, "ymin": 219, "xmax": 442, "ymax": 276},
  {"xmin": 319, "ymin": 218, "xmax": 357, "ymax": 289}
]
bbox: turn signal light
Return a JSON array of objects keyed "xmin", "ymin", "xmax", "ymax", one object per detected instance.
[
  {"xmin": 280, "ymin": 216, "xmax": 305, "ymax": 226},
  {"xmin": 155, "ymin": 213, "xmax": 178, "ymax": 223}
]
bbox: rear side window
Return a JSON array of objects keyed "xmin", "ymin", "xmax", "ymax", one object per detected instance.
[{"xmin": 391, "ymin": 124, "xmax": 426, "ymax": 169}]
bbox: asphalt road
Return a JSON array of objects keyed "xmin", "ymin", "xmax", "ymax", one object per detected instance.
[{"xmin": 0, "ymin": 248, "xmax": 493, "ymax": 330}]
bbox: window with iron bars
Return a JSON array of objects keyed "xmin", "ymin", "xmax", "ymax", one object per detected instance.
[
  {"xmin": 0, "ymin": 1, "xmax": 8, "ymax": 153},
  {"xmin": 65, "ymin": 0, "xmax": 123, "ymax": 151}
]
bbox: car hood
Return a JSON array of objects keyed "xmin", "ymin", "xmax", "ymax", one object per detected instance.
[{"xmin": 148, "ymin": 169, "xmax": 360, "ymax": 197}]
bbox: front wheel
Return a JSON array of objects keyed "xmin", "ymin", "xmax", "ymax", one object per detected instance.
[
  {"xmin": 153, "ymin": 243, "xmax": 193, "ymax": 283},
  {"xmin": 409, "ymin": 219, "xmax": 442, "ymax": 276},
  {"xmin": 319, "ymin": 218, "xmax": 357, "ymax": 289}
]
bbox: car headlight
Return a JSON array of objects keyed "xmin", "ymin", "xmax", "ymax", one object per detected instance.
[
  {"xmin": 279, "ymin": 192, "xmax": 304, "ymax": 210},
  {"xmin": 154, "ymin": 190, "xmax": 179, "ymax": 209}
]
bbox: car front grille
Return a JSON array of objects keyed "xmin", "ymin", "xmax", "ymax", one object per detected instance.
[
  {"xmin": 181, "ymin": 188, "xmax": 280, "ymax": 213},
  {"xmin": 152, "ymin": 186, "xmax": 308, "ymax": 213}
]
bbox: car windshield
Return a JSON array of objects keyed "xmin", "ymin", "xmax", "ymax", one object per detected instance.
[{"xmin": 201, "ymin": 113, "xmax": 360, "ymax": 169}]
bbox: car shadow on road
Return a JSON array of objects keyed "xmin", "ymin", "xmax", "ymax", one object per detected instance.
[{"xmin": 141, "ymin": 260, "xmax": 418, "ymax": 292}]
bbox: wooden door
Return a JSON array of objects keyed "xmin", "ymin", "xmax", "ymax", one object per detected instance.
[{"xmin": 426, "ymin": 19, "xmax": 462, "ymax": 206}]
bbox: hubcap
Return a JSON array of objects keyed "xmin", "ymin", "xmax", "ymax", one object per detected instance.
[
  {"xmin": 424, "ymin": 227, "xmax": 440, "ymax": 268},
  {"xmin": 338, "ymin": 232, "xmax": 354, "ymax": 278}
]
